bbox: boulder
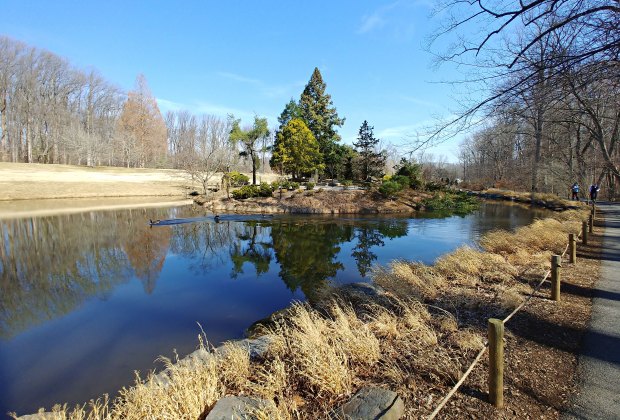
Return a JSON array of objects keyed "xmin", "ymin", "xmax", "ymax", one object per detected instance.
[
  {"xmin": 245, "ymin": 308, "xmax": 290, "ymax": 338},
  {"xmin": 331, "ymin": 387, "xmax": 405, "ymax": 420},
  {"xmin": 338, "ymin": 282, "xmax": 387, "ymax": 298},
  {"xmin": 17, "ymin": 412, "xmax": 57, "ymax": 420},
  {"xmin": 206, "ymin": 396, "xmax": 275, "ymax": 420},
  {"xmin": 215, "ymin": 335, "xmax": 275, "ymax": 360}
]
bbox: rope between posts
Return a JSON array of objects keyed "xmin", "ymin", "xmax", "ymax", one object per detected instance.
[
  {"xmin": 427, "ymin": 346, "xmax": 488, "ymax": 419},
  {"xmin": 427, "ymin": 226, "xmax": 582, "ymax": 419},
  {"xmin": 503, "ymin": 269, "xmax": 551, "ymax": 323}
]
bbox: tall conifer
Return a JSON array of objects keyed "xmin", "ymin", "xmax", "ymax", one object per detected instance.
[
  {"xmin": 298, "ymin": 68, "xmax": 344, "ymax": 177},
  {"xmin": 353, "ymin": 120, "xmax": 386, "ymax": 180}
]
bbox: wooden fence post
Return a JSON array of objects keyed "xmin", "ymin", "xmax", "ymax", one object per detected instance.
[
  {"xmin": 582, "ymin": 221, "xmax": 588, "ymax": 245},
  {"xmin": 488, "ymin": 318, "xmax": 504, "ymax": 408},
  {"xmin": 592, "ymin": 206, "xmax": 596, "ymax": 218},
  {"xmin": 589, "ymin": 215, "xmax": 594, "ymax": 233},
  {"xmin": 569, "ymin": 233, "xmax": 576, "ymax": 264},
  {"xmin": 551, "ymin": 255, "xmax": 561, "ymax": 301}
]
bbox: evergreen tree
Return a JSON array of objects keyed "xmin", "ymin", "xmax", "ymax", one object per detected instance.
[
  {"xmin": 298, "ymin": 68, "xmax": 345, "ymax": 178},
  {"xmin": 229, "ymin": 116, "xmax": 269, "ymax": 185},
  {"xmin": 270, "ymin": 98, "xmax": 301, "ymax": 171},
  {"xmin": 341, "ymin": 145, "xmax": 358, "ymax": 181},
  {"xmin": 277, "ymin": 98, "xmax": 301, "ymax": 128},
  {"xmin": 271, "ymin": 118, "xmax": 323, "ymax": 179},
  {"xmin": 353, "ymin": 120, "xmax": 386, "ymax": 181}
]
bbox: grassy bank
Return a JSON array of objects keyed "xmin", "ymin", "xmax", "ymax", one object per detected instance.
[
  {"xmin": 472, "ymin": 188, "xmax": 582, "ymax": 210},
  {"xmin": 17, "ymin": 201, "xmax": 597, "ymax": 418},
  {"xmin": 201, "ymin": 187, "xmax": 478, "ymax": 215}
]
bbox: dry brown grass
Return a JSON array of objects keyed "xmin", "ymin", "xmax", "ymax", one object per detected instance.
[
  {"xmin": 373, "ymin": 260, "xmax": 446, "ymax": 299},
  {"xmin": 481, "ymin": 218, "xmax": 581, "ymax": 256},
  {"xmin": 434, "ymin": 246, "xmax": 518, "ymax": 286},
  {"xmin": 482, "ymin": 188, "xmax": 579, "ymax": 209}
]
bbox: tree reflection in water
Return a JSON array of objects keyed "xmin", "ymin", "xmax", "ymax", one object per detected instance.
[
  {"xmin": 352, "ymin": 220, "xmax": 409, "ymax": 277},
  {"xmin": 0, "ymin": 208, "xmax": 411, "ymax": 339},
  {"xmin": 0, "ymin": 207, "xmax": 178, "ymax": 339}
]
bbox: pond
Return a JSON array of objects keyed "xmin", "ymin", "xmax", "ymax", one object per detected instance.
[{"xmin": 0, "ymin": 201, "xmax": 549, "ymax": 416}]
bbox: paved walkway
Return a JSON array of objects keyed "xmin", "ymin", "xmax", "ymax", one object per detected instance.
[{"xmin": 565, "ymin": 203, "xmax": 620, "ymax": 419}]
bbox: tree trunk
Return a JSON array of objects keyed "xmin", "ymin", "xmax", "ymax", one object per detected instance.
[
  {"xmin": 26, "ymin": 120, "xmax": 32, "ymax": 163},
  {"xmin": 0, "ymin": 89, "xmax": 6, "ymax": 160}
]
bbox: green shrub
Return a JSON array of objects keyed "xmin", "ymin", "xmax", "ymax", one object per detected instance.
[
  {"xmin": 379, "ymin": 181, "xmax": 403, "ymax": 198},
  {"xmin": 258, "ymin": 182, "xmax": 274, "ymax": 197},
  {"xmin": 425, "ymin": 181, "xmax": 445, "ymax": 192},
  {"xmin": 422, "ymin": 192, "xmax": 479, "ymax": 214},
  {"xmin": 306, "ymin": 182, "xmax": 315, "ymax": 190},
  {"xmin": 342, "ymin": 180, "xmax": 353, "ymax": 189},
  {"xmin": 271, "ymin": 179, "xmax": 301, "ymax": 190},
  {"xmin": 232, "ymin": 185, "xmax": 257, "ymax": 199},
  {"xmin": 394, "ymin": 158, "xmax": 423, "ymax": 189},
  {"xmin": 227, "ymin": 171, "xmax": 249, "ymax": 187},
  {"xmin": 390, "ymin": 175, "xmax": 410, "ymax": 188},
  {"xmin": 232, "ymin": 183, "xmax": 274, "ymax": 199}
]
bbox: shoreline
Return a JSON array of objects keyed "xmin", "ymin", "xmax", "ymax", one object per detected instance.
[{"xmin": 0, "ymin": 197, "xmax": 194, "ymax": 220}]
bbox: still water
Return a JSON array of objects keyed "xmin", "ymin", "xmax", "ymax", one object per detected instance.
[{"xmin": 0, "ymin": 202, "xmax": 548, "ymax": 416}]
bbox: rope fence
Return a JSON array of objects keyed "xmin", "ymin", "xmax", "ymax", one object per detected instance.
[{"xmin": 427, "ymin": 209, "xmax": 593, "ymax": 419}]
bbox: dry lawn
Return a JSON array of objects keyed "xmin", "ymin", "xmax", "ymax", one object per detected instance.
[
  {"xmin": 0, "ymin": 162, "xmax": 192, "ymax": 200},
  {"xmin": 0, "ymin": 162, "xmax": 278, "ymax": 201}
]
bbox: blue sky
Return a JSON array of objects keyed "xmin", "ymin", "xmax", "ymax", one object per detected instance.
[{"xmin": 0, "ymin": 0, "xmax": 467, "ymax": 162}]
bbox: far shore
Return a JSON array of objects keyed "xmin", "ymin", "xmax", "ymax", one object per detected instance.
[
  {"xmin": 0, "ymin": 197, "xmax": 194, "ymax": 219},
  {"xmin": 0, "ymin": 162, "xmax": 201, "ymax": 219}
]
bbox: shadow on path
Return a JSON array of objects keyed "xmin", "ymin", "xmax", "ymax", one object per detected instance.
[{"xmin": 564, "ymin": 202, "xmax": 620, "ymax": 419}]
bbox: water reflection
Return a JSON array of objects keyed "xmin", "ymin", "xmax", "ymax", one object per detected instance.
[{"xmin": 0, "ymin": 201, "xmax": 548, "ymax": 416}]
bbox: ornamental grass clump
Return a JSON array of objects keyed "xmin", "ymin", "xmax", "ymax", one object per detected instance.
[
  {"xmin": 372, "ymin": 260, "xmax": 446, "ymax": 300},
  {"xmin": 480, "ymin": 217, "xmax": 580, "ymax": 257},
  {"xmin": 434, "ymin": 246, "xmax": 517, "ymax": 286}
]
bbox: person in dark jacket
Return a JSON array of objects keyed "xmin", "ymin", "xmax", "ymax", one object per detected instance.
[{"xmin": 589, "ymin": 183, "xmax": 600, "ymax": 203}]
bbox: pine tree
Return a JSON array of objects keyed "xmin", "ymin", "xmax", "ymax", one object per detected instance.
[
  {"xmin": 298, "ymin": 68, "xmax": 344, "ymax": 178},
  {"xmin": 270, "ymin": 98, "xmax": 301, "ymax": 172},
  {"xmin": 271, "ymin": 118, "xmax": 323, "ymax": 178},
  {"xmin": 229, "ymin": 116, "xmax": 269, "ymax": 185},
  {"xmin": 353, "ymin": 120, "xmax": 386, "ymax": 181}
]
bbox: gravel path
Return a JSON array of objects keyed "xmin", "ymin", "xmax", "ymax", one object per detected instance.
[{"xmin": 565, "ymin": 202, "xmax": 620, "ymax": 419}]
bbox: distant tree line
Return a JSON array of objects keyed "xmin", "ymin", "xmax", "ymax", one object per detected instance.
[
  {"xmin": 0, "ymin": 36, "xmax": 395, "ymax": 185},
  {"xmin": 427, "ymin": 1, "xmax": 620, "ymax": 199},
  {"xmin": 0, "ymin": 36, "xmax": 170, "ymax": 167}
]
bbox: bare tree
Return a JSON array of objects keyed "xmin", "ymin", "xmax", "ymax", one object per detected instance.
[{"xmin": 166, "ymin": 112, "xmax": 236, "ymax": 194}]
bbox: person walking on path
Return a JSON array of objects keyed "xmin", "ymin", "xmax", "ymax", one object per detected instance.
[
  {"xmin": 572, "ymin": 182, "xmax": 580, "ymax": 201},
  {"xmin": 589, "ymin": 183, "xmax": 600, "ymax": 204},
  {"xmin": 565, "ymin": 202, "xmax": 620, "ymax": 419}
]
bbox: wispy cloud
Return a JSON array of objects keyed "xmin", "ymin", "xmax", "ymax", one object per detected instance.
[
  {"xmin": 358, "ymin": 13, "xmax": 386, "ymax": 34},
  {"xmin": 156, "ymin": 98, "xmax": 186, "ymax": 112},
  {"xmin": 216, "ymin": 71, "xmax": 305, "ymax": 99},
  {"xmin": 356, "ymin": 0, "xmax": 432, "ymax": 40},
  {"xmin": 400, "ymin": 95, "xmax": 439, "ymax": 108},
  {"xmin": 377, "ymin": 123, "xmax": 424, "ymax": 140},
  {"xmin": 217, "ymin": 71, "xmax": 261, "ymax": 85},
  {"xmin": 156, "ymin": 97, "xmax": 255, "ymax": 120}
]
